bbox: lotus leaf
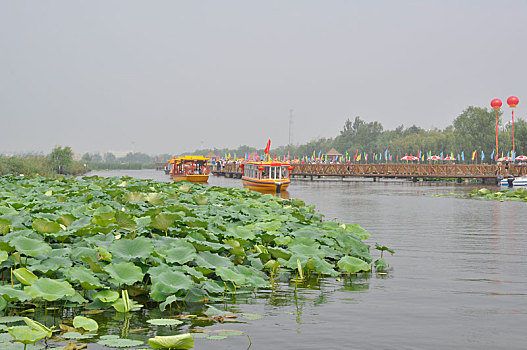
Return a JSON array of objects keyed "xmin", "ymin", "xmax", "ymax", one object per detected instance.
[
  {"xmin": 11, "ymin": 237, "xmax": 52, "ymax": 257},
  {"xmin": 201, "ymin": 281, "xmax": 226, "ymax": 294},
  {"xmin": 68, "ymin": 291, "xmax": 88, "ymax": 304},
  {"xmin": 235, "ymin": 265, "xmax": 268, "ymax": 288},
  {"xmin": 73, "ymin": 316, "xmax": 98, "ymax": 332},
  {"xmin": 204, "ymin": 304, "xmax": 230, "ymax": 317},
  {"xmin": 31, "ymin": 256, "xmax": 72, "ymax": 274},
  {"xmin": 23, "ymin": 317, "xmax": 52, "ymax": 338},
  {"xmin": 64, "ymin": 266, "xmax": 104, "ymax": 290},
  {"xmin": 0, "ymin": 286, "xmax": 31, "ymax": 302},
  {"xmin": 150, "ymin": 213, "xmax": 181, "ymax": 232},
  {"xmin": 183, "ymin": 217, "xmax": 208, "ymax": 228},
  {"xmin": 109, "ymin": 237, "xmax": 153, "ymax": 262},
  {"xmin": 104, "ymin": 262, "xmax": 144, "ymax": 286},
  {"xmin": 215, "ymin": 267, "xmax": 245, "ymax": 285},
  {"xmin": 97, "ymin": 338, "xmax": 144, "ymax": 348},
  {"xmin": 24, "ymin": 278, "xmax": 75, "ymax": 301},
  {"xmin": 374, "ymin": 258, "xmax": 387, "ymax": 271},
  {"xmin": 163, "ymin": 240, "xmax": 196, "ymax": 264},
  {"xmin": 149, "ymin": 270, "xmax": 194, "ymax": 301},
  {"xmin": 225, "ymin": 226, "xmax": 255, "ymax": 240},
  {"xmin": 344, "ymin": 224, "xmax": 371, "ymax": 240},
  {"xmin": 159, "ymin": 295, "xmax": 177, "ymax": 312},
  {"xmin": 13, "ymin": 268, "xmax": 37, "ymax": 286},
  {"xmin": 123, "ymin": 191, "xmax": 148, "ymax": 202},
  {"xmin": 115, "ymin": 212, "xmax": 137, "ymax": 231},
  {"xmin": 8, "ymin": 326, "xmax": 48, "ymax": 344},
  {"xmin": 31, "ymin": 218, "xmax": 60, "ymax": 234},
  {"xmin": 57, "ymin": 214, "xmax": 76, "ymax": 227},
  {"xmin": 193, "ymin": 195, "xmax": 208, "ymax": 205},
  {"xmin": 0, "ymin": 316, "xmax": 25, "ymax": 324},
  {"xmin": 62, "ymin": 331, "xmax": 95, "ymax": 339},
  {"xmin": 147, "ymin": 193, "xmax": 165, "ymax": 205},
  {"xmin": 193, "ymin": 251, "xmax": 233, "ymax": 270},
  {"xmin": 95, "ymin": 246, "xmax": 112, "ymax": 262},
  {"xmin": 0, "ymin": 296, "xmax": 6, "ymax": 311},
  {"xmin": 92, "ymin": 290, "xmax": 119, "ymax": 303},
  {"xmin": 310, "ymin": 256, "xmax": 339, "ymax": 276},
  {"xmin": 148, "ymin": 333, "xmax": 194, "ymax": 349},
  {"xmin": 178, "ymin": 183, "xmax": 192, "ymax": 193},
  {"xmin": 267, "ymin": 247, "xmax": 292, "ymax": 260},
  {"xmin": 146, "ymin": 318, "xmax": 183, "ymax": 326},
  {"xmin": 337, "ymin": 256, "xmax": 371, "ymax": 273},
  {"xmin": 0, "ymin": 218, "xmax": 11, "ymax": 235},
  {"xmin": 0, "ymin": 250, "xmax": 8, "ymax": 263}
]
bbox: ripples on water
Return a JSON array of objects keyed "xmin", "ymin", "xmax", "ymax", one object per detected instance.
[{"xmin": 86, "ymin": 170, "xmax": 527, "ymax": 350}]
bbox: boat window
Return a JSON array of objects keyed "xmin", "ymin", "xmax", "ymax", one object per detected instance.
[{"xmin": 262, "ymin": 167, "xmax": 269, "ymax": 179}]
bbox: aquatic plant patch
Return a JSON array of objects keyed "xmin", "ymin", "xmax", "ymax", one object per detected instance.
[
  {"xmin": 0, "ymin": 174, "xmax": 391, "ymax": 348},
  {"xmin": 468, "ymin": 187, "xmax": 527, "ymax": 201}
]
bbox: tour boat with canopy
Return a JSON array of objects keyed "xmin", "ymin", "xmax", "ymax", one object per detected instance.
[
  {"xmin": 169, "ymin": 155, "xmax": 210, "ymax": 182},
  {"xmin": 241, "ymin": 160, "xmax": 292, "ymax": 193}
]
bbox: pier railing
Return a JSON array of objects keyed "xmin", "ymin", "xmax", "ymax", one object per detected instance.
[{"xmin": 215, "ymin": 163, "xmax": 527, "ymax": 180}]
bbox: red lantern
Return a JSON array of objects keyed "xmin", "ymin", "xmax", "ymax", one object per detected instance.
[
  {"xmin": 507, "ymin": 96, "xmax": 519, "ymax": 108},
  {"xmin": 239, "ymin": 163, "xmax": 244, "ymax": 169},
  {"xmin": 258, "ymin": 166, "xmax": 264, "ymax": 171},
  {"xmin": 287, "ymin": 166, "xmax": 293, "ymax": 171},
  {"xmin": 491, "ymin": 98, "xmax": 502, "ymax": 110}
]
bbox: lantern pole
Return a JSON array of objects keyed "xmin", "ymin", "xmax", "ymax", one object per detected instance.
[
  {"xmin": 507, "ymin": 96, "xmax": 519, "ymax": 158},
  {"xmin": 512, "ymin": 109, "xmax": 515, "ymax": 154},
  {"xmin": 496, "ymin": 110, "xmax": 499, "ymax": 159},
  {"xmin": 491, "ymin": 99, "xmax": 502, "ymax": 162}
]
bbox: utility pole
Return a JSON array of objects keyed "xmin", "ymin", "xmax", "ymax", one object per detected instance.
[{"xmin": 288, "ymin": 109, "xmax": 293, "ymax": 145}]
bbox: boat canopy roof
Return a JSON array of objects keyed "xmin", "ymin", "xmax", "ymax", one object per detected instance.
[
  {"xmin": 168, "ymin": 155, "xmax": 210, "ymax": 164},
  {"xmin": 243, "ymin": 161, "xmax": 291, "ymax": 167},
  {"xmin": 179, "ymin": 155, "xmax": 210, "ymax": 162}
]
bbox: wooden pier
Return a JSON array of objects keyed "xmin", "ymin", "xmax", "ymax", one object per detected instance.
[{"xmin": 213, "ymin": 163, "xmax": 527, "ymax": 183}]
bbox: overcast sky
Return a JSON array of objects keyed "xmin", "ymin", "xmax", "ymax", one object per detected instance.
[{"xmin": 1, "ymin": 1, "xmax": 526, "ymax": 155}]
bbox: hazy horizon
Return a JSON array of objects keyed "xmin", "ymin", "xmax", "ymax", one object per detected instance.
[{"xmin": 2, "ymin": 1, "xmax": 526, "ymax": 155}]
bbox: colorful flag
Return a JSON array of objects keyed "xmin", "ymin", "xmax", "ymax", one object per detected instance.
[
  {"xmin": 356, "ymin": 153, "xmax": 362, "ymax": 162},
  {"xmin": 490, "ymin": 150, "xmax": 494, "ymax": 160},
  {"xmin": 481, "ymin": 151, "xmax": 485, "ymax": 161},
  {"xmin": 264, "ymin": 140, "xmax": 271, "ymax": 154}
]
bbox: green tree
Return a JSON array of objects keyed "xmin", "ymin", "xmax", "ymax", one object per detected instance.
[
  {"xmin": 453, "ymin": 106, "xmax": 500, "ymax": 157},
  {"xmin": 49, "ymin": 146, "xmax": 74, "ymax": 174}
]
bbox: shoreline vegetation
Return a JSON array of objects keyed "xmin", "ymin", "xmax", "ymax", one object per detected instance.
[
  {"xmin": 0, "ymin": 146, "xmax": 155, "ymax": 177},
  {"xmin": 0, "ymin": 175, "xmax": 390, "ymax": 348}
]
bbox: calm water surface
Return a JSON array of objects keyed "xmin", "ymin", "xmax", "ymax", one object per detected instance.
[{"xmin": 85, "ymin": 170, "xmax": 527, "ymax": 350}]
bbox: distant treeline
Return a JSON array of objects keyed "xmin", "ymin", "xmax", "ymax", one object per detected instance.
[
  {"xmin": 1, "ymin": 148, "xmax": 155, "ymax": 177},
  {"xmin": 188, "ymin": 106, "xmax": 527, "ymax": 162}
]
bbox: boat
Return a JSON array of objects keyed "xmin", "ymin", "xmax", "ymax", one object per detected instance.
[
  {"xmin": 241, "ymin": 161, "xmax": 292, "ymax": 193},
  {"xmin": 169, "ymin": 156, "xmax": 210, "ymax": 182},
  {"xmin": 500, "ymin": 174, "xmax": 527, "ymax": 187}
]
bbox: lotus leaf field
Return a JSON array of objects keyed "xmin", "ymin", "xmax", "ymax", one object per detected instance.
[
  {"xmin": 0, "ymin": 175, "xmax": 388, "ymax": 348},
  {"xmin": 467, "ymin": 187, "xmax": 527, "ymax": 201}
]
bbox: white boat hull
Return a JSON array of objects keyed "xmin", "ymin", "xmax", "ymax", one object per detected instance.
[{"xmin": 500, "ymin": 176, "xmax": 527, "ymax": 187}]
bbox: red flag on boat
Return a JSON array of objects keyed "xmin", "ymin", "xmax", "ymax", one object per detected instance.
[{"xmin": 264, "ymin": 139, "xmax": 271, "ymax": 154}]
